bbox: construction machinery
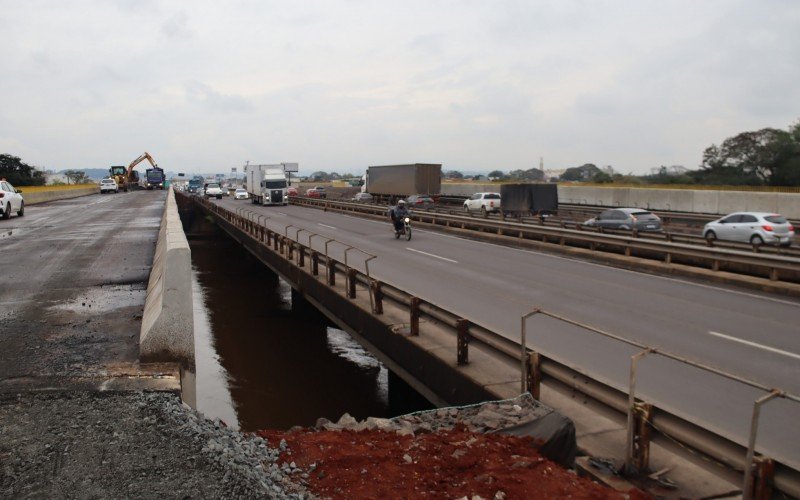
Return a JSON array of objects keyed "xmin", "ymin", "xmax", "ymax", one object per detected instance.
[{"xmin": 109, "ymin": 152, "xmax": 159, "ymax": 192}]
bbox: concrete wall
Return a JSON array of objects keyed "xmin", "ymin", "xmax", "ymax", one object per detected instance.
[
  {"xmin": 23, "ymin": 186, "xmax": 99, "ymax": 205},
  {"xmin": 140, "ymin": 186, "xmax": 194, "ymax": 371},
  {"xmin": 440, "ymin": 184, "xmax": 800, "ymax": 218}
]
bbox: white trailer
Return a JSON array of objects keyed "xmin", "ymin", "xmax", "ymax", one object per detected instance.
[{"xmin": 244, "ymin": 163, "xmax": 291, "ymax": 206}]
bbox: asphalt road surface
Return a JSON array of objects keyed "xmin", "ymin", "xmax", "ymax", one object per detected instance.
[
  {"xmin": 0, "ymin": 191, "xmax": 165, "ymax": 383},
  {"xmin": 214, "ymin": 197, "xmax": 800, "ymax": 470}
]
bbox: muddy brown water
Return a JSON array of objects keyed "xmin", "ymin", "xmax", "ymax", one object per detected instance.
[{"xmin": 188, "ymin": 228, "xmax": 429, "ymax": 432}]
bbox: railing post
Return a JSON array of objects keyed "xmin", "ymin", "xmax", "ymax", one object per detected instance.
[
  {"xmin": 743, "ymin": 390, "xmax": 781, "ymax": 500},
  {"xmin": 311, "ymin": 251, "xmax": 319, "ymax": 275},
  {"xmin": 632, "ymin": 402, "xmax": 653, "ymax": 472},
  {"xmin": 371, "ymin": 281, "xmax": 383, "ymax": 314},
  {"xmin": 625, "ymin": 348, "xmax": 653, "ymax": 475},
  {"xmin": 409, "ymin": 296, "xmax": 420, "ymax": 336},
  {"xmin": 456, "ymin": 319, "xmax": 469, "ymax": 365},
  {"xmin": 287, "ymin": 240, "xmax": 294, "ymax": 260},
  {"xmin": 347, "ymin": 268, "xmax": 357, "ymax": 298},
  {"xmin": 298, "ymin": 246, "xmax": 305, "ymax": 267},
  {"xmin": 327, "ymin": 258, "xmax": 336, "ymax": 286},
  {"xmin": 527, "ymin": 351, "xmax": 541, "ymax": 400},
  {"xmin": 520, "ymin": 309, "xmax": 540, "ymax": 394}
]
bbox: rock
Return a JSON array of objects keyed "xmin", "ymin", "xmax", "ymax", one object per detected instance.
[{"xmin": 403, "ymin": 454, "xmax": 413, "ymax": 464}]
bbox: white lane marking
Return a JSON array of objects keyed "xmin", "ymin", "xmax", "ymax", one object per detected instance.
[
  {"xmin": 275, "ymin": 212, "xmax": 288, "ymax": 216},
  {"xmin": 318, "ymin": 223, "xmax": 337, "ymax": 230},
  {"xmin": 708, "ymin": 331, "xmax": 800, "ymax": 361},
  {"xmin": 406, "ymin": 247, "xmax": 458, "ymax": 263}
]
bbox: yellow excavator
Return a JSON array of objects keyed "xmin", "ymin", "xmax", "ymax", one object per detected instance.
[{"xmin": 109, "ymin": 152, "xmax": 159, "ymax": 192}]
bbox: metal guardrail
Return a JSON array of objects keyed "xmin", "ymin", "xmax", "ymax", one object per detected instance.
[
  {"xmin": 187, "ymin": 193, "xmax": 800, "ymax": 497},
  {"xmin": 291, "ymin": 196, "xmax": 800, "ymax": 285}
]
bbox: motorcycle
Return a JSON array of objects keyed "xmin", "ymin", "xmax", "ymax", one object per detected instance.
[{"xmin": 394, "ymin": 216, "xmax": 412, "ymax": 241}]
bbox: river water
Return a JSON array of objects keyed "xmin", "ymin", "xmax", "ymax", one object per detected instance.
[{"xmin": 188, "ymin": 233, "xmax": 393, "ymax": 432}]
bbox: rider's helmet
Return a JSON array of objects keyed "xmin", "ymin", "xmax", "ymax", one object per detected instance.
[{"xmin": 397, "ymin": 199, "xmax": 406, "ymax": 205}]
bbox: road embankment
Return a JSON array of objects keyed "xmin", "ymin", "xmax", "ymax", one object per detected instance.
[
  {"xmin": 140, "ymin": 187, "xmax": 195, "ymax": 374},
  {"xmin": 21, "ymin": 185, "xmax": 99, "ymax": 204}
]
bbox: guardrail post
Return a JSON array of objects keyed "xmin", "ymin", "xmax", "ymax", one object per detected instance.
[
  {"xmin": 371, "ymin": 281, "xmax": 383, "ymax": 314},
  {"xmin": 410, "ymin": 296, "xmax": 420, "ymax": 336},
  {"xmin": 751, "ymin": 457, "xmax": 775, "ymax": 500},
  {"xmin": 625, "ymin": 348, "xmax": 653, "ymax": 475},
  {"xmin": 311, "ymin": 251, "xmax": 319, "ymax": 275},
  {"xmin": 347, "ymin": 268, "xmax": 357, "ymax": 298},
  {"xmin": 327, "ymin": 259, "xmax": 336, "ymax": 286},
  {"xmin": 527, "ymin": 351, "xmax": 541, "ymax": 400},
  {"xmin": 298, "ymin": 246, "xmax": 305, "ymax": 267},
  {"xmin": 632, "ymin": 402, "xmax": 653, "ymax": 472},
  {"xmin": 287, "ymin": 241, "xmax": 294, "ymax": 260},
  {"xmin": 743, "ymin": 390, "xmax": 781, "ymax": 500},
  {"xmin": 456, "ymin": 319, "xmax": 469, "ymax": 365}
]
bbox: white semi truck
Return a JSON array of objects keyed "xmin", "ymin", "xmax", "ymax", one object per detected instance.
[{"xmin": 245, "ymin": 164, "xmax": 290, "ymax": 206}]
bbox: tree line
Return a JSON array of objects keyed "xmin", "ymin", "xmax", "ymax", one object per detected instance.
[{"xmin": 4, "ymin": 118, "xmax": 799, "ymax": 187}]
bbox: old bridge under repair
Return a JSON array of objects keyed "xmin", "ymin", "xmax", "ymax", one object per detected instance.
[{"xmin": 173, "ymin": 191, "xmax": 799, "ymax": 498}]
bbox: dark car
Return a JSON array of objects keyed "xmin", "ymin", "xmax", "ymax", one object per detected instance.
[
  {"xmin": 584, "ymin": 208, "xmax": 662, "ymax": 232},
  {"xmin": 405, "ymin": 194, "xmax": 435, "ymax": 210}
]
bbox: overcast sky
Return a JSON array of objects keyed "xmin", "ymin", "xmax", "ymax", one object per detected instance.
[{"xmin": 1, "ymin": 1, "xmax": 799, "ymax": 176}]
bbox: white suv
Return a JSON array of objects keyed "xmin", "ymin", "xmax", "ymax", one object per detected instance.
[
  {"xmin": 464, "ymin": 192, "xmax": 501, "ymax": 216},
  {"xmin": 0, "ymin": 180, "xmax": 25, "ymax": 219},
  {"xmin": 100, "ymin": 178, "xmax": 118, "ymax": 193}
]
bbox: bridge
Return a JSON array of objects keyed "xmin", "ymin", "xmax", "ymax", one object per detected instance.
[{"xmin": 2, "ymin": 187, "xmax": 799, "ymax": 497}]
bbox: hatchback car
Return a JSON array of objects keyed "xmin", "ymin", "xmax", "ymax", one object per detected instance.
[
  {"xmin": 0, "ymin": 180, "xmax": 24, "ymax": 219},
  {"xmin": 704, "ymin": 212, "xmax": 794, "ymax": 246},
  {"xmin": 584, "ymin": 208, "xmax": 663, "ymax": 232},
  {"xmin": 234, "ymin": 188, "xmax": 249, "ymax": 200},
  {"xmin": 287, "ymin": 187, "xmax": 298, "ymax": 197},
  {"xmin": 305, "ymin": 188, "xmax": 322, "ymax": 198},
  {"xmin": 312, "ymin": 186, "xmax": 327, "ymax": 199},
  {"xmin": 100, "ymin": 178, "xmax": 118, "ymax": 194},
  {"xmin": 405, "ymin": 194, "xmax": 435, "ymax": 210}
]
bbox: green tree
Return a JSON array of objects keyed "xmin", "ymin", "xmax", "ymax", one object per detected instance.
[
  {"xmin": 0, "ymin": 154, "xmax": 45, "ymax": 186},
  {"xmin": 700, "ymin": 127, "xmax": 799, "ymax": 185},
  {"xmin": 445, "ymin": 170, "xmax": 464, "ymax": 179},
  {"xmin": 487, "ymin": 170, "xmax": 505, "ymax": 179},
  {"xmin": 63, "ymin": 169, "xmax": 90, "ymax": 184},
  {"xmin": 561, "ymin": 163, "xmax": 600, "ymax": 181}
]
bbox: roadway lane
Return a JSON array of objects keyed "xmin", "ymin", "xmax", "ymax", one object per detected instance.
[
  {"xmin": 215, "ymin": 198, "xmax": 800, "ymax": 468},
  {"xmin": 0, "ymin": 191, "xmax": 165, "ymax": 383}
]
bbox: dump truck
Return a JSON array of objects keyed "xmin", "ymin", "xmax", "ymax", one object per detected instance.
[
  {"xmin": 499, "ymin": 183, "xmax": 558, "ymax": 218},
  {"xmin": 362, "ymin": 164, "xmax": 442, "ymax": 198},
  {"xmin": 144, "ymin": 167, "xmax": 165, "ymax": 190},
  {"xmin": 245, "ymin": 164, "xmax": 289, "ymax": 206}
]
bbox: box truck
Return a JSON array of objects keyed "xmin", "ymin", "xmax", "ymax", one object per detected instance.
[{"xmin": 362, "ymin": 164, "xmax": 442, "ymax": 197}]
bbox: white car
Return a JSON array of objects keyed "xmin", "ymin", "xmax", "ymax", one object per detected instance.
[
  {"xmin": 203, "ymin": 182, "xmax": 224, "ymax": 199},
  {"xmin": 704, "ymin": 212, "xmax": 795, "ymax": 246},
  {"xmin": 234, "ymin": 188, "xmax": 249, "ymax": 200},
  {"xmin": 100, "ymin": 178, "xmax": 118, "ymax": 194},
  {"xmin": 464, "ymin": 192, "xmax": 501, "ymax": 215},
  {"xmin": 0, "ymin": 180, "xmax": 25, "ymax": 219}
]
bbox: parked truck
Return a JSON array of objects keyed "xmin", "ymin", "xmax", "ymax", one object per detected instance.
[
  {"xmin": 144, "ymin": 167, "xmax": 165, "ymax": 190},
  {"xmin": 499, "ymin": 183, "xmax": 558, "ymax": 219},
  {"xmin": 362, "ymin": 164, "xmax": 442, "ymax": 198},
  {"xmin": 245, "ymin": 164, "xmax": 289, "ymax": 206}
]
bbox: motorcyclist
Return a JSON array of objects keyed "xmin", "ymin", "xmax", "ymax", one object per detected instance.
[{"xmin": 391, "ymin": 199, "xmax": 410, "ymax": 233}]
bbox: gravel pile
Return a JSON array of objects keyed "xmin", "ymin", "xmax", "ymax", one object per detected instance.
[
  {"xmin": 315, "ymin": 393, "xmax": 552, "ymax": 436},
  {"xmin": 0, "ymin": 391, "xmax": 311, "ymax": 499}
]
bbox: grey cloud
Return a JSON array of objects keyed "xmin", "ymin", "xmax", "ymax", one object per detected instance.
[
  {"xmin": 184, "ymin": 81, "xmax": 253, "ymax": 113},
  {"xmin": 161, "ymin": 11, "xmax": 192, "ymax": 39}
]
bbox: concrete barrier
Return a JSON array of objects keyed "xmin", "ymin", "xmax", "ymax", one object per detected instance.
[
  {"xmin": 23, "ymin": 186, "xmax": 99, "ymax": 205},
  {"xmin": 140, "ymin": 186, "xmax": 194, "ymax": 372},
  {"xmin": 443, "ymin": 184, "xmax": 800, "ymax": 218}
]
